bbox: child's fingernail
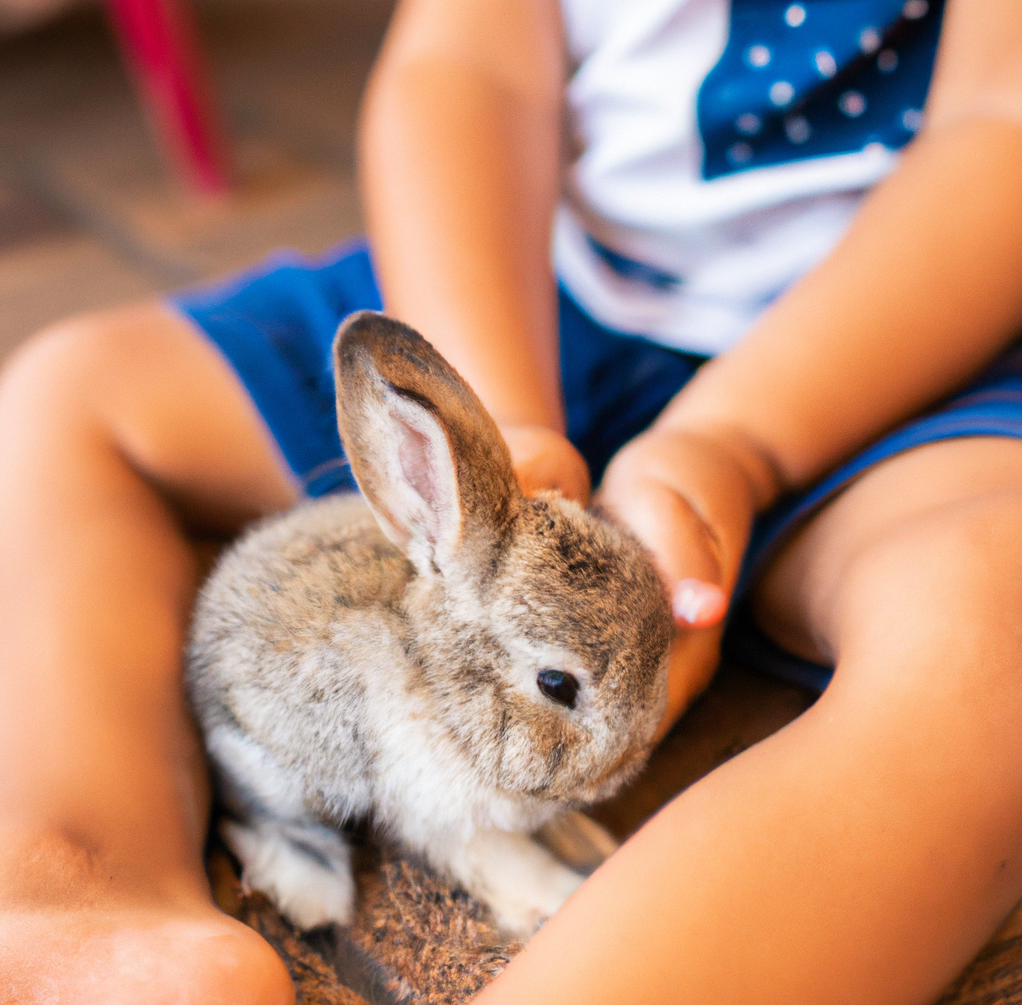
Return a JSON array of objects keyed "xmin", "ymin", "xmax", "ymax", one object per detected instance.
[{"xmin": 672, "ymin": 579, "xmax": 726, "ymax": 626}]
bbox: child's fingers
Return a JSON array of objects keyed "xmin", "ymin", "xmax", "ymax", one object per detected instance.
[
  {"xmin": 597, "ymin": 474, "xmax": 728, "ymax": 628},
  {"xmin": 672, "ymin": 578, "xmax": 728, "ymax": 628},
  {"xmin": 500, "ymin": 425, "xmax": 592, "ymax": 504}
]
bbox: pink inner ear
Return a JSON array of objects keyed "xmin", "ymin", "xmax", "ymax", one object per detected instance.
[{"xmin": 397, "ymin": 419, "xmax": 441, "ymax": 539}]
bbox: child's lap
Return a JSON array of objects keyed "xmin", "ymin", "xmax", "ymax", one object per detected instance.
[{"xmin": 168, "ymin": 241, "xmax": 1022, "ymax": 692}]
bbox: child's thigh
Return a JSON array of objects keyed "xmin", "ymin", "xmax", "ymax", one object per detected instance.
[
  {"xmin": 752, "ymin": 434, "xmax": 1022, "ymax": 672},
  {"xmin": 0, "ymin": 301, "xmax": 298, "ymax": 533}
]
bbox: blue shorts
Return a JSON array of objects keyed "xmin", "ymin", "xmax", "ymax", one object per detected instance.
[{"xmin": 170, "ymin": 241, "xmax": 1022, "ymax": 693}]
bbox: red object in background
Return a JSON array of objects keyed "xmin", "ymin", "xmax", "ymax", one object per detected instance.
[{"xmin": 103, "ymin": 0, "xmax": 232, "ymax": 196}]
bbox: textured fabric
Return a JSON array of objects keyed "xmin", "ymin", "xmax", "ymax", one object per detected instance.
[
  {"xmin": 169, "ymin": 243, "xmax": 1022, "ymax": 691},
  {"xmin": 554, "ymin": 0, "xmax": 944, "ymax": 353}
]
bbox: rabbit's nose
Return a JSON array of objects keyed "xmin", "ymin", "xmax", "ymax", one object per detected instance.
[{"xmin": 537, "ymin": 670, "xmax": 579, "ymax": 709}]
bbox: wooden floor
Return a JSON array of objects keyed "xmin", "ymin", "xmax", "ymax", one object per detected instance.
[
  {"xmin": 1, "ymin": 7, "xmax": 1020, "ymax": 1002},
  {"xmin": 0, "ymin": 0, "xmax": 392, "ymax": 362}
]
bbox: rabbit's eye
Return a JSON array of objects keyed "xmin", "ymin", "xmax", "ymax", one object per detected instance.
[{"xmin": 537, "ymin": 669, "xmax": 579, "ymax": 709}]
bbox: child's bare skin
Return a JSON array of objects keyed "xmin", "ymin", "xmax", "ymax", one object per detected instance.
[{"xmin": 0, "ymin": 306, "xmax": 298, "ymax": 1003}]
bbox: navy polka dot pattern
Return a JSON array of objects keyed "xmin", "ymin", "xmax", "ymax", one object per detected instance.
[{"xmin": 698, "ymin": 0, "xmax": 944, "ymax": 180}]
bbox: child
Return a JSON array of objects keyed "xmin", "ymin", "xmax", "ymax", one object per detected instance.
[{"xmin": 3, "ymin": 0, "xmax": 1022, "ymax": 1001}]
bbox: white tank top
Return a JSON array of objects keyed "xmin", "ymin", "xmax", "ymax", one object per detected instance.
[{"xmin": 553, "ymin": 0, "xmax": 944, "ymax": 354}]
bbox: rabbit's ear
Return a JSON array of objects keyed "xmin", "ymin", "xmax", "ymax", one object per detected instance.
[{"xmin": 333, "ymin": 311, "xmax": 521, "ymax": 574}]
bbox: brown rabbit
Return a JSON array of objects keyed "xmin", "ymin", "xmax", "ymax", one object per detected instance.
[{"xmin": 187, "ymin": 311, "xmax": 672, "ymax": 937}]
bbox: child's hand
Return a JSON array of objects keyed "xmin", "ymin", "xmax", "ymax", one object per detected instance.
[
  {"xmin": 500, "ymin": 424, "xmax": 592, "ymax": 504},
  {"xmin": 597, "ymin": 427, "xmax": 761, "ymax": 728},
  {"xmin": 598, "ymin": 428, "xmax": 755, "ymax": 622},
  {"xmin": 600, "ymin": 470, "xmax": 726, "ymax": 631}
]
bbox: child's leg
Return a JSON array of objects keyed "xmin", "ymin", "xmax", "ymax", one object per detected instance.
[
  {"xmin": 0, "ymin": 303, "xmax": 298, "ymax": 1003},
  {"xmin": 473, "ymin": 434, "xmax": 1022, "ymax": 1005}
]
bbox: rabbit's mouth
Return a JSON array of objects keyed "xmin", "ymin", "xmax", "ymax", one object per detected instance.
[{"xmin": 573, "ymin": 740, "xmax": 652, "ymax": 802}]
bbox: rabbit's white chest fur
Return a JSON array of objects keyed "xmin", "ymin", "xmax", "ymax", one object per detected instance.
[{"xmin": 187, "ymin": 313, "xmax": 672, "ymax": 937}]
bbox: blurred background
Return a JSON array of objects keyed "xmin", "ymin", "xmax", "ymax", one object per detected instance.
[{"xmin": 0, "ymin": 0, "xmax": 395, "ymax": 364}]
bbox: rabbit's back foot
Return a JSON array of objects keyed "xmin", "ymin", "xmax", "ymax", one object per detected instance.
[{"xmin": 220, "ymin": 817, "xmax": 356, "ymax": 930}]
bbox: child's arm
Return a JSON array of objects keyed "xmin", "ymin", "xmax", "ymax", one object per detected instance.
[{"xmin": 359, "ymin": 0, "xmax": 590, "ymax": 502}]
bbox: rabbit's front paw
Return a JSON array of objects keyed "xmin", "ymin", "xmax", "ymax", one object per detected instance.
[
  {"xmin": 488, "ymin": 865, "xmax": 584, "ymax": 939},
  {"xmin": 220, "ymin": 818, "xmax": 356, "ymax": 930},
  {"xmin": 450, "ymin": 829, "xmax": 585, "ymax": 939}
]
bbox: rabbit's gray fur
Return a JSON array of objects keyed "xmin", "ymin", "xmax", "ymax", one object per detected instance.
[{"xmin": 188, "ymin": 312, "xmax": 672, "ymax": 936}]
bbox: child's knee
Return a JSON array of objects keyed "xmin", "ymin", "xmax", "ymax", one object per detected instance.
[
  {"xmin": 1, "ymin": 302, "xmax": 295, "ymax": 519},
  {"xmin": 0, "ymin": 302, "xmax": 163, "ymax": 419},
  {"xmin": 833, "ymin": 492, "xmax": 1022, "ymax": 686}
]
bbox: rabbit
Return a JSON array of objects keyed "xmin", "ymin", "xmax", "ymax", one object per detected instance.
[{"xmin": 187, "ymin": 310, "xmax": 673, "ymax": 938}]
